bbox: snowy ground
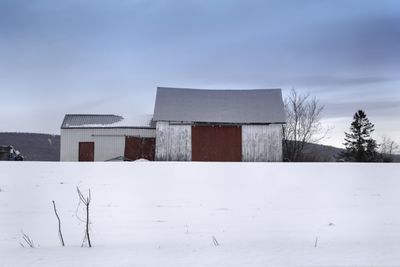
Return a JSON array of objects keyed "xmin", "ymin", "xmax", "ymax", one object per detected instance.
[{"xmin": 1, "ymin": 162, "xmax": 400, "ymax": 267}]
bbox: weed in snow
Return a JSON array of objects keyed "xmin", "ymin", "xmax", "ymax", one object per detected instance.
[
  {"xmin": 212, "ymin": 236, "xmax": 220, "ymax": 246},
  {"xmin": 20, "ymin": 231, "xmax": 35, "ymax": 248}
]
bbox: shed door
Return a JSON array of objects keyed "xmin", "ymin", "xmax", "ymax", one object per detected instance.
[
  {"xmin": 192, "ymin": 125, "xmax": 242, "ymax": 162},
  {"xmin": 79, "ymin": 142, "xmax": 94, "ymax": 161},
  {"xmin": 124, "ymin": 136, "xmax": 155, "ymax": 161}
]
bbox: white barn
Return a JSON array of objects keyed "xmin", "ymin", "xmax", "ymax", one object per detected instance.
[
  {"xmin": 60, "ymin": 114, "xmax": 156, "ymax": 161},
  {"xmin": 153, "ymin": 87, "xmax": 286, "ymax": 162}
]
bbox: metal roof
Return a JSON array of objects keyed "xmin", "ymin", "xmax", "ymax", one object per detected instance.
[
  {"xmin": 61, "ymin": 114, "xmax": 154, "ymax": 129},
  {"xmin": 153, "ymin": 87, "xmax": 286, "ymax": 124}
]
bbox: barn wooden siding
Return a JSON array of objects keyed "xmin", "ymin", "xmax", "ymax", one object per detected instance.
[
  {"xmin": 155, "ymin": 122, "xmax": 283, "ymax": 162},
  {"xmin": 155, "ymin": 121, "xmax": 191, "ymax": 161},
  {"xmin": 60, "ymin": 128, "xmax": 156, "ymax": 161},
  {"xmin": 242, "ymin": 124, "xmax": 283, "ymax": 162}
]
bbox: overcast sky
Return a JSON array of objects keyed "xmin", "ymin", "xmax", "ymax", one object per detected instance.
[{"xmin": 1, "ymin": 0, "xmax": 399, "ymax": 148}]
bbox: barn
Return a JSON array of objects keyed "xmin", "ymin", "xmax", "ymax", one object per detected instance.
[
  {"xmin": 60, "ymin": 87, "xmax": 286, "ymax": 162},
  {"xmin": 153, "ymin": 87, "xmax": 286, "ymax": 162},
  {"xmin": 60, "ymin": 114, "xmax": 156, "ymax": 161}
]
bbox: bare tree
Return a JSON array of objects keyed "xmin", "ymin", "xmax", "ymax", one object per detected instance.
[
  {"xmin": 77, "ymin": 187, "xmax": 92, "ymax": 247},
  {"xmin": 283, "ymin": 89, "xmax": 328, "ymax": 161},
  {"xmin": 52, "ymin": 200, "xmax": 65, "ymax": 246},
  {"xmin": 379, "ymin": 136, "xmax": 399, "ymax": 162}
]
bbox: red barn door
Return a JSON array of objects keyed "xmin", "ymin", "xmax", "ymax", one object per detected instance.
[
  {"xmin": 124, "ymin": 136, "xmax": 155, "ymax": 161},
  {"xmin": 79, "ymin": 142, "xmax": 94, "ymax": 161},
  {"xmin": 191, "ymin": 125, "xmax": 242, "ymax": 162}
]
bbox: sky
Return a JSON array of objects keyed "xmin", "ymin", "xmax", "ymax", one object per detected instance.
[{"xmin": 0, "ymin": 0, "xmax": 399, "ymax": 148}]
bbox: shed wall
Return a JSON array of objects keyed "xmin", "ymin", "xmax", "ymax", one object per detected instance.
[
  {"xmin": 155, "ymin": 122, "xmax": 191, "ymax": 161},
  {"xmin": 242, "ymin": 124, "xmax": 283, "ymax": 162},
  {"xmin": 60, "ymin": 128, "xmax": 156, "ymax": 161}
]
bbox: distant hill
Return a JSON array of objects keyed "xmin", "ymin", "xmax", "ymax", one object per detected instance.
[
  {"xmin": 300, "ymin": 142, "xmax": 345, "ymax": 162},
  {"xmin": 0, "ymin": 132, "xmax": 60, "ymax": 161}
]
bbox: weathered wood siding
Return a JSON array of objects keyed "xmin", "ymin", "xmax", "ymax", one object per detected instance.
[
  {"xmin": 155, "ymin": 122, "xmax": 191, "ymax": 161},
  {"xmin": 60, "ymin": 128, "xmax": 156, "ymax": 161},
  {"xmin": 156, "ymin": 122, "xmax": 283, "ymax": 162},
  {"xmin": 242, "ymin": 124, "xmax": 283, "ymax": 162}
]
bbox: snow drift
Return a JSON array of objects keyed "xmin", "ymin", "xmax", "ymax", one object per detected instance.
[{"xmin": 0, "ymin": 162, "xmax": 399, "ymax": 266}]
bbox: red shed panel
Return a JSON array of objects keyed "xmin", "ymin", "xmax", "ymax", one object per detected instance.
[
  {"xmin": 192, "ymin": 125, "xmax": 242, "ymax": 162},
  {"xmin": 124, "ymin": 136, "xmax": 155, "ymax": 161},
  {"xmin": 79, "ymin": 142, "xmax": 94, "ymax": 161}
]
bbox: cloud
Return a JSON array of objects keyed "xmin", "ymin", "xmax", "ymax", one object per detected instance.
[
  {"xmin": 286, "ymin": 75, "xmax": 399, "ymax": 88},
  {"xmin": 324, "ymin": 100, "xmax": 400, "ymax": 119},
  {"xmin": 0, "ymin": 0, "xmax": 399, "ymax": 140}
]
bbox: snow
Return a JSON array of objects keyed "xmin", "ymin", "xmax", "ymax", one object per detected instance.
[
  {"xmin": 1, "ymin": 162, "xmax": 399, "ymax": 266},
  {"xmin": 115, "ymin": 114, "xmax": 153, "ymax": 127},
  {"xmin": 67, "ymin": 114, "xmax": 153, "ymax": 128}
]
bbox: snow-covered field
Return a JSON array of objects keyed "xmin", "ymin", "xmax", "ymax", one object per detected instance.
[{"xmin": 1, "ymin": 162, "xmax": 399, "ymax": 267}]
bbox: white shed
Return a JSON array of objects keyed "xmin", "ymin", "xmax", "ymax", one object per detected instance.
[{"xmin": 60, "ymin": 114, "xmax": 156, "ymax": 161}]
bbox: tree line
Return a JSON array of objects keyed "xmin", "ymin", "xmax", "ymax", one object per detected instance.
[{"xmin": 283, "ymin": 89, "xmax": 398, "ymax": 162}]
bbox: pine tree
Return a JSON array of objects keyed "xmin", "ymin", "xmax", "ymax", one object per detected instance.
[{"xmin": 341, "ymin": 110, "xmax": 378, "ymax": 162}]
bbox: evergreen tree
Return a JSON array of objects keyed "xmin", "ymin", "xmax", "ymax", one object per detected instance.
[{"xmin": 341, "ymin": 110, "xmax": 378, "ymax": 162}]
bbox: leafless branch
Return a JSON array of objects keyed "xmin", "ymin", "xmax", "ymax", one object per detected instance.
[
  {"xmin": 52, "ymin": 200, "xmax": 65, "ymax": 246},
  {"xmin": 379, "ymin": 136, "xmax": 399, "ymax": 162},
  {"xmin": 283, "ymin": 88, "xmax": 329, "ymax": 161},
  {"xmin": 77, "ymin": 186, "xmax": 92, "ymax": 248},
  {"xmin": 75, "ymin": 200, "xmax": 85, "ymax": 223}
]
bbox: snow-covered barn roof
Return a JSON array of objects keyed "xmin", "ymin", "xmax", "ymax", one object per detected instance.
[
  {"xmin": 61, "ymin": 114, "xmax": 154, "ymax": 129},
  {"xmin": 153, "ymin": 87, "xmax": 286, "ymax": 124}
]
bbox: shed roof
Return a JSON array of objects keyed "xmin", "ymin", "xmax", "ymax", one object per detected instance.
[
  {"xmin": 153, "ymin": 87, "xmax": 286, "ymax": 124},
  {"xmin": 61, "ymin": 114, "xmax": 154, "ymax": 129}
]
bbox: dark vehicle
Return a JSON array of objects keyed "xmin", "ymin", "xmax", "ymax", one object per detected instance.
[{"xmin": 0, "ymin": 145, "xmax": 24, "ymax": 161}]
